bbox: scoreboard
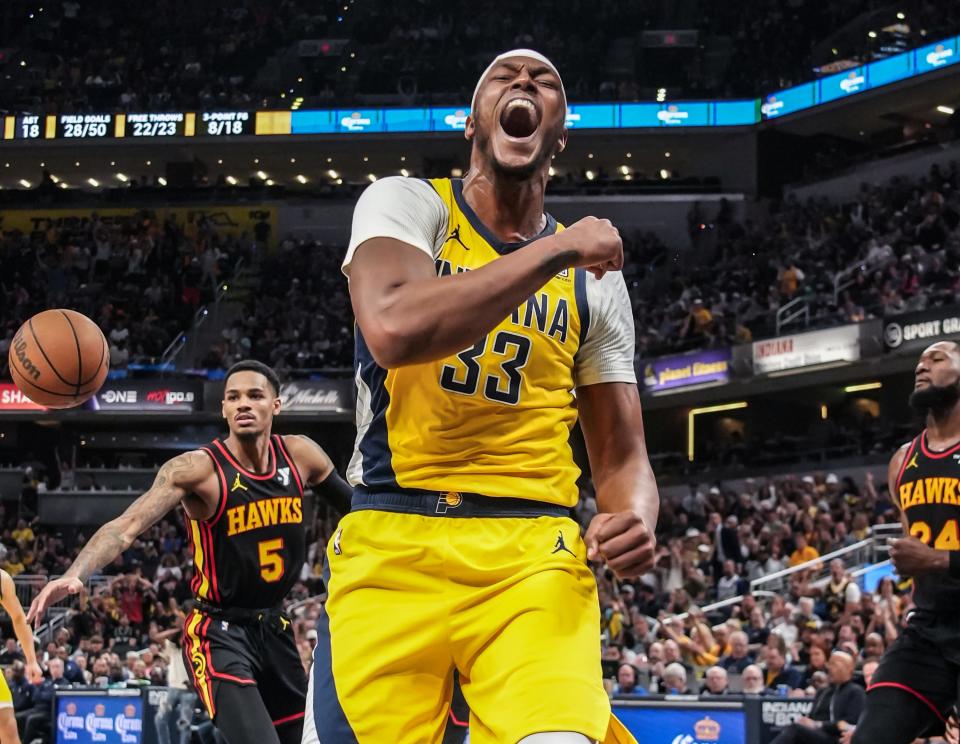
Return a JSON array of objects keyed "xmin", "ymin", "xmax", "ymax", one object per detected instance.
[{"xmin": 0, "ymin": 30, "xmax": 957, "ymax": 142}]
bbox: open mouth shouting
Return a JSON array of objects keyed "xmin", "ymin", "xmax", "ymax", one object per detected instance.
[{"xmin": 499, "ymin": 96, "xmax": 541, "ymax": 140}]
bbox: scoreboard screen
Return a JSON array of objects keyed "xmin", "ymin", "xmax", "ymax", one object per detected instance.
[
  {"xmin": 58, "ymin": 113, "xmax": 114, "ymax": 138},
  {"xmin": 10, "ymin": 114, "xmax": 46, "ymax": 139},
  {"xmin": 124, "ymin": 112, "xmax": 190, "ymax": 137},
  {"xmin": 199, "ymin": 111, "xmax": 254, "ymax": 136}
]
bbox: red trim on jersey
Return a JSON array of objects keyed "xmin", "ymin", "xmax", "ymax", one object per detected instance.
[
  {"xmin": 199, "ymin": 446, "xmax": 228, "ymax": 526},
  {"xmin": 272, "ymin": 712, "xmax": 305, "ymax": 727},
  {"xmin": 213, "ymin": 438, "xmax": 277, "ymax": 480},
  {"xmin": 919, "ymin": 430, "xmax": 960, "ymax": 459},
  {"xmin": 867, "ymin": 682, "xmax": 946, "ymax": 723},
  {"xmin": 201, "ymin": 522, "xmax": 221, "ymax": 603},
  {"xmin": 201, "ymin": 617, "xmax": 256, "ymax": 685},
  {"xmin": 274, "ymin": 435, "xmax": 305, "ymax": 498},
  {"xmin": 895, "ymin": 437, "xmax": 919, "ymax": 494},
  {"xmin": 448, "ymin": 709, "xmax": 469, "ymax": 728}
]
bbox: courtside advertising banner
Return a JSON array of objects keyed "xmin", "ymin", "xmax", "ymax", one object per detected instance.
[
  {"xmin": 277, "ymin": 379, "xmax": 353, "ymax": 414},
  {"xmin": 752, "ymin": 325, "xmax": 860, "ymax": 374},
  {"xmin": 642, "ymin": 348, "xmax": 732, "ymax": 392},
  {"xmin": 612, "ymin": 704, "xmax": 747, "ymax": 744},
  {"xmin": 0, "ymin": 382, "xmax": 46, "ymax": 411},
  {"xmin": 55, "ymin": 691, "xmax": 143, "ymax": 744},
  {"xmin": 883, "ymin": 307, "xmax": 960, "ymax": 352},
  {"xmin": 90, "ymin": 381, "xmax": 202, "ymax": 412}
]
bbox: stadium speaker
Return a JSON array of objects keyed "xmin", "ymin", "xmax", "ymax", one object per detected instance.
[{"xmin": 165, "ymin": 161, "xmax": 194, "ymax": 188}]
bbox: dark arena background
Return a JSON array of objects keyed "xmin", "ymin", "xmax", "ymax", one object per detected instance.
[{"xmin": 2, "ymin": 1, "xmax": 960, "ymax": 743}]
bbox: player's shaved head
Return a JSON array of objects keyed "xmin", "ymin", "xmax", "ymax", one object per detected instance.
[{"xmin": 911, "ymin": 341, "xmax": 960, "ymax": 416}]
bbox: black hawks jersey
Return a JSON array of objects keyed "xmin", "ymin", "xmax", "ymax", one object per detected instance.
[
  {"xmin": 186, "ymin": 435, "xmax": 306, "ymax": 609},
  {"xmin": 895, "ymin": 431, "xmax": 960, "ymax": 613}
]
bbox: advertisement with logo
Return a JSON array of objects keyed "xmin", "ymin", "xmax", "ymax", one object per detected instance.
[
  {"xmin": 752, "ymin": 325, "xmax": 860, "ymax": 374},
  {"xmin": 758, "ymin": 699, "xmax": 814, "ymax": 743},
  {"xmin": 612, "ymin": 705, "xmax": 747, "ymax": 744},
  {"xmin": 0, "ymin": 383, "xmax": 46, "ymax": 411},
  {"xmin": 56, "ymin": 692, "xmax": 143, "ymax": 744},
  {"xmin": 91, "ymin": 381, "xmax": 202, "ymax": 412},
  {"xmin": 883, "ymin": 307, "xmax": 960, "ymax": 352},
  {"xmin": 642, "ymin": 348, "xmax": 732, "ymax": 392},
  {"xmin": 915, "ymin": 38, "xmax": 957, "ymax": 73},
  {"xmin": 819, "ymin": 67, "xmax": 867, "ymax": 102},
  {"xmin": 278, "ymin": 379, "xmax": 353, "ymax": 414},
  {"xmin": 760, "ymin": 82, "xmax": 816, "ymax": 118}
]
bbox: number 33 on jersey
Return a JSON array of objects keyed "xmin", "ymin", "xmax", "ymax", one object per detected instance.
[{"xmin": 343, "ymin": 176, "xmax": 637, "ymax": 508}]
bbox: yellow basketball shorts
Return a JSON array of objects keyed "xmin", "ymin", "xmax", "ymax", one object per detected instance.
[
  {"xmin": 0, "ymin": 671, "xmax": 12, "ymax": 709},
  {"xmin": 304, "ymin": 497, "xmax": 637, "ymax": 744}
]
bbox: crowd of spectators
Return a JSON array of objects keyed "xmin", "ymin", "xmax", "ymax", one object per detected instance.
[
  {"xmin": 4, "ymin": 0, "xmax": 959, "ymax": 113},
  {"xmin": 583, "ymin": 467, "xmax": 903, "ymax": 737},
  {"xmin": 201, "ymin": 236, "xmax": 354, "ymax": 373},
  {"xmin": 1, "ymin": 0, "xmax": 340, "ymax": 114},
  {"xmin": 633, "ymin": 160, "xmax": 960, "ymax": 359},
  {"xmin": 0, "ymin": 209, "xmax": 254, "ymax": 378}
]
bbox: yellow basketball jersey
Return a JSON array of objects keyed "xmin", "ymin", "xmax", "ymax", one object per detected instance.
[{"xmin": 350, "ymin": 178, "xmax": 590, "ymax": 507}]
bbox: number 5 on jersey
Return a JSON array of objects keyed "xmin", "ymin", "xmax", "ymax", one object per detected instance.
[{"xmin": 258, "ymin": 538, "xmax": 285, "ymax": 582}]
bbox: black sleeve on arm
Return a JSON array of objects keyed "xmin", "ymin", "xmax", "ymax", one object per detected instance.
[
  {"xmin": 314, "ymin": 470, "xmax": 353, "ymax": 516},
  {"xmin": 950, "ymin": 550, "xmax": 960, "ymax": 579}
]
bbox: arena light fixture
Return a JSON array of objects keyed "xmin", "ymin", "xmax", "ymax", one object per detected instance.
[
  {"xmin": 265, "ymin": 179, "xmax": 275, "ymax": 186},
  {"xmin": 327, "ymin": 169, "xmax": 339, "ymax": 179},
  {"xmin": 937, "ymin": 105, "xmax": 955, "ymax": 115},
  {"xmin": 145, "ymin": 160, "xmax": 151, "ymax": 166},
  {"xmin": 115, "ymin": 173, "xmax": 128, "ymax": 182},
  {"xmin": 399, "ymin": 168, "xmax": 409, "ymax": 177},
  {"xmin": 687, "ymin": 402, "xmax": 748, "ymax": 461},
  {"xmin": 157, "ymin": 177, "xmax": 167, "ymax": 186},
  {"xmin": 664, "ymin": 151, "xmax": 671, "ymax": 158},
  {"xmin": 450, "ymin": 167, "xmax": 463, "ymax": 177},
  {"xmin": 217, "ymin": 159, "xmax": 223, "ymax": 165},
  {"xmin": 49, "ymin": 174, "xmax": 59, "ymax": 183},
  {"xmin": 659, "ymin": 169, "xmax": 670, "ymax": 179},
  {"xmin": 548, "ymin": 166, "xmax": 556, "ymax": 177},
  {"xmin": 18, "ymin": 179, "xmax": 31, "ymax": 188},
  {"xmin": 585, "ymin": 170, "xmax": 595, "ymax": 180},
  {"xmin": 821, "ymin": 405, "xmax": 828, "ymax": 420},
  {"xmin": 296, "ymin": 174, "xmax": 308, "ymax": 184},
  {"xmin": 868, "ymin": 30, "xmax": 878, "ymax": 38},
  {"xmin": 897, "ymin": 12, "xmax": 906, "ymax": 19},
  {"xmin": 58, "ymin": 181, "xmax": 68, "ymax": 189},
  {"xmin": 87, "ymin": 178, "xmax": 99, "ymax": 187},
  {"xmin": 226, "ymin": 175, "xmax": 237, "ymax": 185},
  {"xmin": 290, "ymin": 157, "xmax": 296, "ymax": 163},
  {"xmin": 256, "ymin": 170, "xmax": 268, "ymax": 180},
  {"xmin": 619, "ymin": 165, "xmax": 630, "ymax": 175},
  {"xmin": 843, "ymin": 381, "xmax": 882, "ymax": 393},
  {"xmin": 367, "ymin": 174, "xmax": 377, "ymax": 182}
]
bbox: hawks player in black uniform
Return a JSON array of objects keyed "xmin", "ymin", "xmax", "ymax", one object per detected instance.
[
  {"xmin": 27, "ymin": 360, "xmax": 352, "ymax": 744},
  {"xmin": 852, "ymin": 340, "xmax": 960, "ymax": 743}
]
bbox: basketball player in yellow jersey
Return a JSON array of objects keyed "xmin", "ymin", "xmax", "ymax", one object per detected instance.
[
  {"xmin": 304, "ymin": 50, "xmax": 658, "ymax": 744},
  {"xmin": 0, "ymin": 569, "xmax": 42, "ymax": 744}
]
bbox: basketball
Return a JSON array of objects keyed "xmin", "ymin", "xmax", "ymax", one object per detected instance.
[{"xmin": 7, "ymin": 309, "xmax": 109, "ymax": 409}]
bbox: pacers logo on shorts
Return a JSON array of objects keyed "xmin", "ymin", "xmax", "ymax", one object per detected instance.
[{"xmin": 436, "ymin": 491, "xmax": 463, "ymax": 514}]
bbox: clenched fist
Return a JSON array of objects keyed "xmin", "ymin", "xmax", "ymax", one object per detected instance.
[{"xmin": 585, "ymin": 510, "xmax": 656, "ymax": 579}]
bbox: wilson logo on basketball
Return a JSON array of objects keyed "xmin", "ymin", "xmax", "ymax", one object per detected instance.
[{"xmin": 11, "ymin": 330, "xmax": 41, "ymax": 381}]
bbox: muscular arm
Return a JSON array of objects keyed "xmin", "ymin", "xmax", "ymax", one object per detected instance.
[
  {"xmin": 888, "ymin": 442, "xmax": 951, "ymax": 575},
  {"xmin": 0, "ymin": 572, "xmax": 38, "ymax": 667},
  {"xmin": 888, "ymin": 444, "xmax": 910, "ymax": 534},
  {"xmin": 579, "ymin": 382, "xmax": 659, "ymax": 577},
  {"xmin": 350, "ymin": 236, "xmax": 578, "ymax": 368},
  {"xmin": 283, "ymin": 435, "xmax": 335, "ymax": 487},
  {"xmin": 65, "ymin": 451, "xmax": 211, "ymax": 582}
]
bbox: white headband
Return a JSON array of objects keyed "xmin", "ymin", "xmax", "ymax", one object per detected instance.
[{"xmin": 470, "ymin": 49, "xmax": 565, "ymax": 115}]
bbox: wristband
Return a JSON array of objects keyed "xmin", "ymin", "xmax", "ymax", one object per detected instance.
[{"xmin": 316, "ymin": 470, "xmax": 353, "ymax": 516}]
